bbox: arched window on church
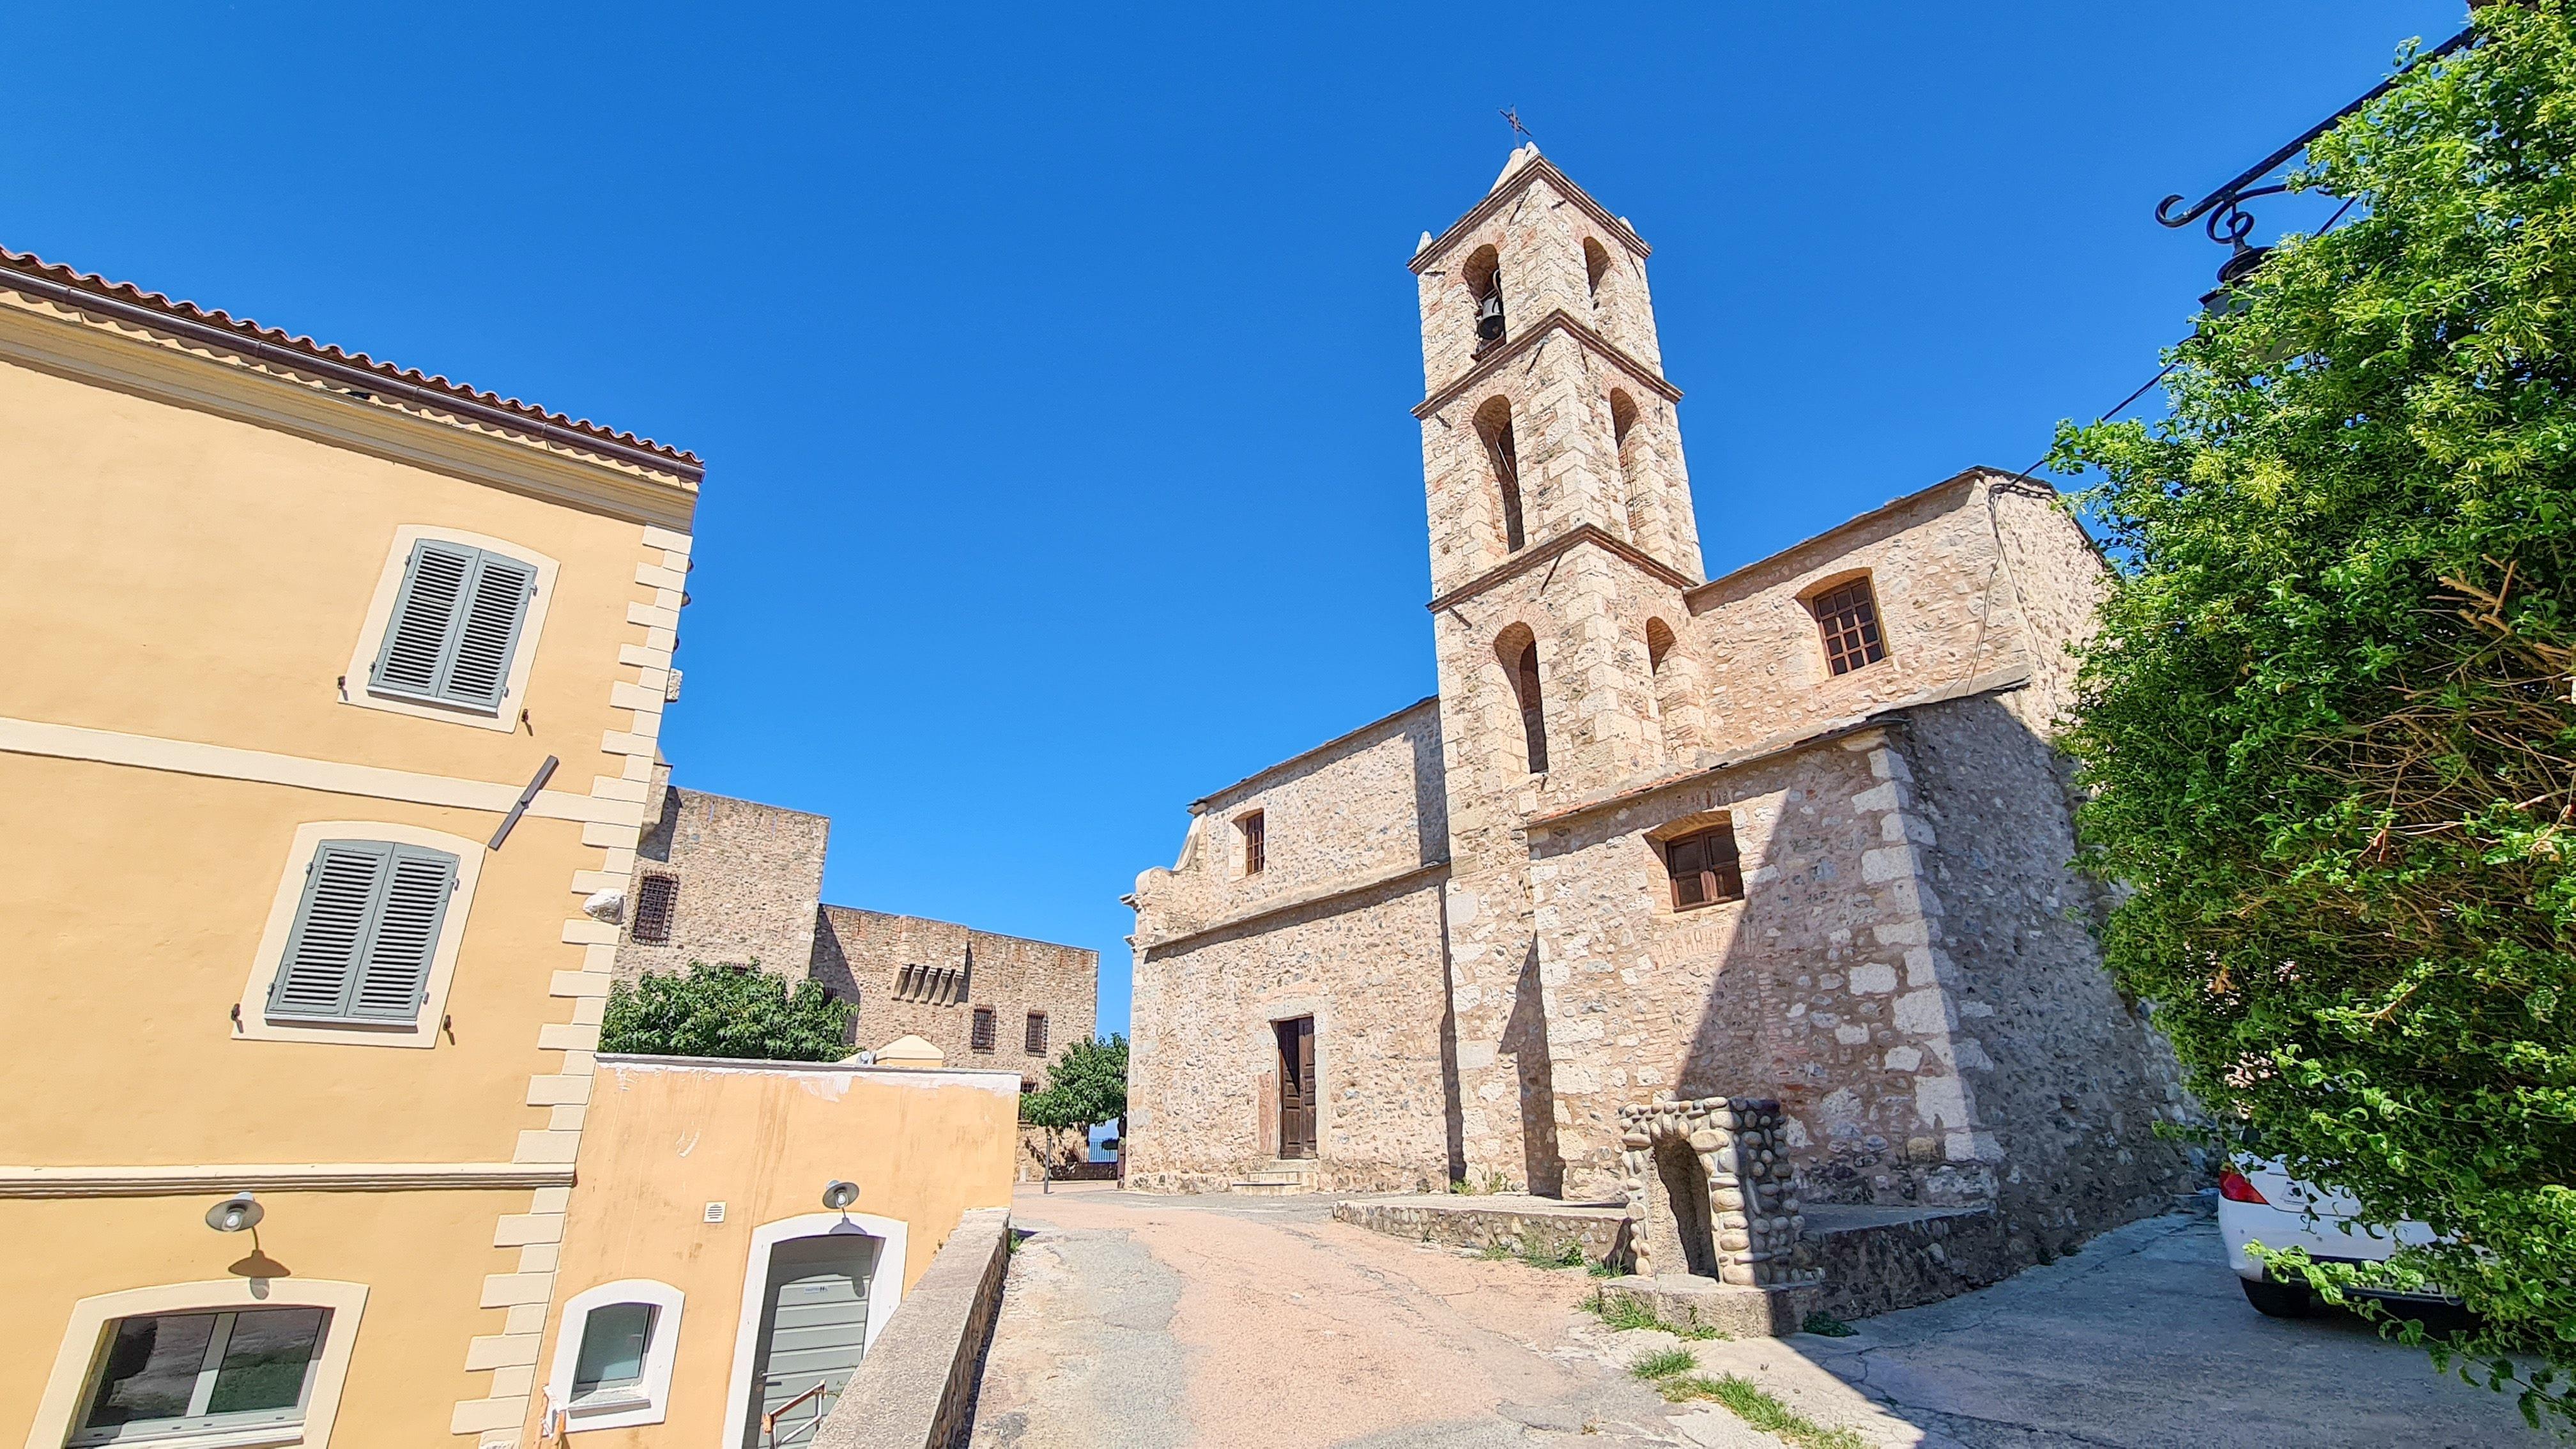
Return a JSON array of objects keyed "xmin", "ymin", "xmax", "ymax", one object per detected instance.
[
  {"xmin": 1645, "ymin": 616, "xmax": 1697, "ymax": 751},
  {"xmin": 1475, "ymin": 397, "xmax": 1526, "ymax": 552},
  {"xmin": 1462, "ymin": 245, "xmax": 1505, "ymax": 354},
  {"xmin": 1498, "ymin": 625, "xmax": 1549, "ymax": 775},
  {"xmin": 1610, "ymin": 389, "xmax": 1650, "ymax": 541},
  {"xmin": 1583, "ymin": 238, "xmax": 1611, "ymax": 303}
]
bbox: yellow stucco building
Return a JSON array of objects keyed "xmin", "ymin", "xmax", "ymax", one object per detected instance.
[{"xmin": 0, "ymin": 249, "xmax": 700, "ymax": 1448}]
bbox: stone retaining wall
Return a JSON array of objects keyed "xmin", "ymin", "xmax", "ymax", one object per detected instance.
[
  {"xmin": 813, "ymin": 1208, "xmax": 1011, "ymax": 1449},
  {"xmin": 1808, "ymin": 1204, "xmax": 2019, "ymax": 1321},
  {"xmin": 1331, "ymin": 1195, "xmax": 1630, "ymax": 1265}
]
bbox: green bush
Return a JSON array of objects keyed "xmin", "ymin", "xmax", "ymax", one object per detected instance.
[
  {"xmin": 2052, "ymin": 3, "xmax": 2576, "ymax": 1424},
  {"xmin": 599, "ymin": 961, "xmax": 852, "ymax": 1062}
]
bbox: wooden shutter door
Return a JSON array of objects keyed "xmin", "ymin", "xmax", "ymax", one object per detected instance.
[
  {"xmin": 269, "ymin": 842, "xmax": 393, "ymax": 1019},
  {"xmin": 440, "ymin": 551, "xmax": 537, "ymax": 707},
  {"xmin": 371, "ymin": 540, "xmax": 477, "ymax": 698},
  {"xmin": 350, "ymin": 846, "xmax": 456, "ymax": 1022}
]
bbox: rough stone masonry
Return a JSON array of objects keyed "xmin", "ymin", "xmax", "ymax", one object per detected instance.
[{"xmin": 1124, "ymin": 144, "xmax": 2193, "ymax": 1284}]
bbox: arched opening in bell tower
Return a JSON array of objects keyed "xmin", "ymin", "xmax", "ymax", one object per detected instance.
[
  {"xmin": 1496, "ymin": 625, "xmax": 1549, "ymax": 775},
  {"xmin": 1473, "ymin": 397, "xmax": 1526, "ymax": 552}
]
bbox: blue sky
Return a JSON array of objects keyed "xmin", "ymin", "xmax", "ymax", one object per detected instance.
[{"xmin": 5, "ymin": 3, "xmax": 2467, "ymax": 1038}]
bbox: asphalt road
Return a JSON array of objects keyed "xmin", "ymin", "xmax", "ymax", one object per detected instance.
[{"xmin": 964, "ymin": 1184, "xmax": 2547, "ymax": 1449}]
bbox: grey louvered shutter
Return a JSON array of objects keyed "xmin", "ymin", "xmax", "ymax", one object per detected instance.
[
  {"xmin": 268, "ymin": 841, "xmax": 394, "ymax": 1019},
  {"xmin": 441, "ymin": 551, "xmax": 537, "ymax": 707},
  {"xmin": 371, "ymin": 540, "xmax": 477, "ymax": 700},
  {"xmin": 349, "ymin": 845, "xmax": 456, "ymax": 1022}
]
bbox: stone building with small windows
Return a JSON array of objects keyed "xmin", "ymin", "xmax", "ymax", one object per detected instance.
[
  {"xmin": 608, "ymin": 765, "xmax": 1097, "ymax": 1096},
  {"xmin": 1124, "ymin": 147, "xmax": 2193, "ymax": 1270}
]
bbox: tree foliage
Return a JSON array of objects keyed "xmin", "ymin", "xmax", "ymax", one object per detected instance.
[
  {"xmin": 1021, "ymin": 1033, "xmax": 1128, "ymax": 1133},
  {"xmin": 2053, "ymin": 3, "xmax": 2576, "ymax": 1422},
  {"xmin": 599, "ymin": 961, "xmax": 853, "ymax": 1062}
]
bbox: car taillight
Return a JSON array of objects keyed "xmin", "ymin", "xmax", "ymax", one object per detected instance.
[{"xmin": 2219, "ymin": 1169, "xmax": 2269, "ymax": 1205}]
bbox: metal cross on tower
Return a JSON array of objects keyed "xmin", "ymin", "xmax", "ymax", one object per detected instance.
[{"xmin": 1498, "ymin": 107, "xmax": 1535, "ymax": 146}]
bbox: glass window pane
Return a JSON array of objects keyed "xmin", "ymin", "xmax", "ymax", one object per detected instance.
[
  {"xmin": 83, "ymin": 1314, "xmax": 217, "ymax": 1428},
  {"xmin": 573, "ymin": 1303, "xmax": 657, "ymax": 1392},
  {"xmin": 206, "ymin": 1308, "xmax": 326, "ymax": 1414}
]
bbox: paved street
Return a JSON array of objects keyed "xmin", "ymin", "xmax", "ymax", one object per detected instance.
[{"xmin": 966, "ymin": 1184, "xmax": 2546, "ymax": 1449}]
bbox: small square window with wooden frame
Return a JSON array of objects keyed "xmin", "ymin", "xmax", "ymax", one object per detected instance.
[
  {"xmin": 1664, "ymin": 823, "xmax": 1745, "ymax": 912},
  {"xmin": 1238, "ymin": 811, "xmax": 1266, "ymax": 876},
  {"xmin": 1810, "ymin": 577, "xmax": 1888, "ymax": 676},
  {"xmin": 970, "ymin": 1007, "xmax": 996, "ymax": 1053}
]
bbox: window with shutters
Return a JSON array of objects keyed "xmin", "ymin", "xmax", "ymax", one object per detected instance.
[
  {"xmin": 1808, "ymin": 575, "xmax": 1889, "ymax": 677},
  {"xmin": 1025, "ymin": 1011, "xmax": 1048, "ymax": 1057},
  {"xmin": 970, "ymin": 1007, "xmax": 997, "ymax": 1053},
  {"xmin": 343, "ymin": 528, "xmax": 558, "ymax": 733},
  {"xmin": 236, "ymin": 822, "xmax": 482, "ymax": 1048},
  {"xmin": 631, "ymin": 875, "xmax": 678, "ymax": 944},
  {"xmin": 1662, "ymin": 822, "xmax": 1746, "ymax": 912},
  {"xmin": 371, "ymin": 539, "xmax": 537, "ymax": 708}
]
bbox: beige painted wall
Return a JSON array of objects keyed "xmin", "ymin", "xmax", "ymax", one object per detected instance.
[
  {"xmin": 0, "ymin": 760, "xmax": 589, "ymax": 1163},
  {"xmin": 0, "ymin": 355, "xmax": 656, "ymax": 786},
  {"xmin": 0, "ymin": 298, "xmax": 695, "ymax": 1446},
  {"xmin": 518, "ymin": 1059, "xmax": 1019, "ymax": 1448},
  {"xmin": 4, "ymin": 1191, "xmax": 525, "ymax": 1449}
]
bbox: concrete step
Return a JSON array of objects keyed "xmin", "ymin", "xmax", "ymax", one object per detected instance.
[{"xmin": 1229, "ymin": 1161, "xmax": 1319, "ymax": 1195}]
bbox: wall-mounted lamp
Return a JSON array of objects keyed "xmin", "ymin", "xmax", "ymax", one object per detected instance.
[
  {"xmin": 205, "ymin": 1192, "xmax": 263, "ymax": 1234},
  {"xmin": 821, "ymin": 1181, "xmax": 859, "ymax": 1212}
]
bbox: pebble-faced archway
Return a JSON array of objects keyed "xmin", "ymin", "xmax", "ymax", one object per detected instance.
[{"xmin": 1618, "ymin": 1096, "xmax": 1820, "ymax": 1286}]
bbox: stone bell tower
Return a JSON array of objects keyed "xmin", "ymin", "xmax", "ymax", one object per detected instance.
[{"xmin": 1413, "ymin": 145, "xmax": 1710, "ymax": 1193}]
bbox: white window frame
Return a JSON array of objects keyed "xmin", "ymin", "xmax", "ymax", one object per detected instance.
[
  {"xmin": 717, "ymin": 1213, "xmax": 908, "ymax": 1446},
  {"xmin": 540, "ymin": 1280, "xmax": 684, "ymax": 1434},
  {"xmin": 24, "ymin": 1279, "xmax": 367, "ymax": 1449},
  {"xmin": 341, "ymin": 526, "xmax": 559, "ymax": 733},
  {"xmin": 233, "ymin": 822, "xmax": 484, "ymax": 1049}
]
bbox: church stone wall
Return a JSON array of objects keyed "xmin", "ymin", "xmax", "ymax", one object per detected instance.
[
  {"xmin": 1899, "ymin": 696, "xmax": 2195, "ymax": 1253},
  {"xmin": 1131, "ymin": 700, "xmax": 1445, "ymax": 939},
  {"xmin": 1127, "ymin": 701, "xmax": 1453, "ymax": 1193},
  {"xmin": 1127, "ymin": 878, "xmax": 1454, "ymax": 1195},
  {"xmin": 1682, "ymin": 475, "xmax": 2034, "ymax": 759}
]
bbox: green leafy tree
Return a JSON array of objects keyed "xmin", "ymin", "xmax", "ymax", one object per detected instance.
[
  {"xmin": 1020, "ymin": 1034, "xmax": 1129, "ymax": 1174},
  {"xmin": 600, "ymin": 961, "xmax": 852, "ymax": 1062},
  {"xmin": 2052, "ymin": 3, "xmax": 2576, "ymax": 1423}
]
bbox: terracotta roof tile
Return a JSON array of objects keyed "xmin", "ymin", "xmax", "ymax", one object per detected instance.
[{"xmin": 0, "ymin": 246, "xmax": 700, "ymax": 479}]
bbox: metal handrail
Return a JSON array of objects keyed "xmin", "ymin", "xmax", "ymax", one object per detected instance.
[{"xmin": 763, "ymin": 1379, "xmax": 836, "ymax": 1448}]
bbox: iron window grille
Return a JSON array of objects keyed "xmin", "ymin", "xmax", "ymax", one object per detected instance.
[
  {"xmin": 1025, "ymin": 1012, "xmax": 1048, "ymax": 1057},
  {"xmin": 631, "ymin": 875, "xmax": 678, "ymax": 944},
  {"xmin": 970, "ymin": 1007, "xmax": 996, "ymax": 1053}
]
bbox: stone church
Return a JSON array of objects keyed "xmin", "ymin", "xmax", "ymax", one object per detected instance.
[{"xmin": 1126, "ymin": 147, "xmax": 2193, "ymax": 1258}]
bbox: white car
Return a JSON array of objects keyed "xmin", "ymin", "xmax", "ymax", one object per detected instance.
[{"xmin": 2218, "ymin": 1159, "xmax": 2445, "ymax": 1317}]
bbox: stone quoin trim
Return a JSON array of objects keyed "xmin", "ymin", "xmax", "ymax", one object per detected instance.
[{"xmin": 447, "ymin": 521, "xmax": 691, "ymax": 1446}]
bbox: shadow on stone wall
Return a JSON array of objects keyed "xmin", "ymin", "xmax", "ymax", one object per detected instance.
[{"xmin": 1504, "ymin": 939, "xmax": 1565, "ymax": 1196}]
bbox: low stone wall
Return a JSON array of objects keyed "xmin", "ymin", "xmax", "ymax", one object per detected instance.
[
  {"xmin": 1806, "ymin": 1204, "xmax": 2018, "ymax": 1320},
  {"xmin": 1331, "ymin": 1195, "xmax": 1630, "ymax": 1266},
  {"xmin": 813, "ymin": 1207, "xmax": 1011, "ymax": 1449}
]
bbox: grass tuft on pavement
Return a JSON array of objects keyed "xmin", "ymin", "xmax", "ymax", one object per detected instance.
[
  {"xmin": 1585, "ymin": 1290, "xmax": 1728, "ymax": 1340},
  {"xmin": 1629, "ymin": 1347, "xmax": 1697, "ymax": 1380},
  {"xmin": 1653, "ymin": 1373, "xmax": 1868, "ymax": 1449}
]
